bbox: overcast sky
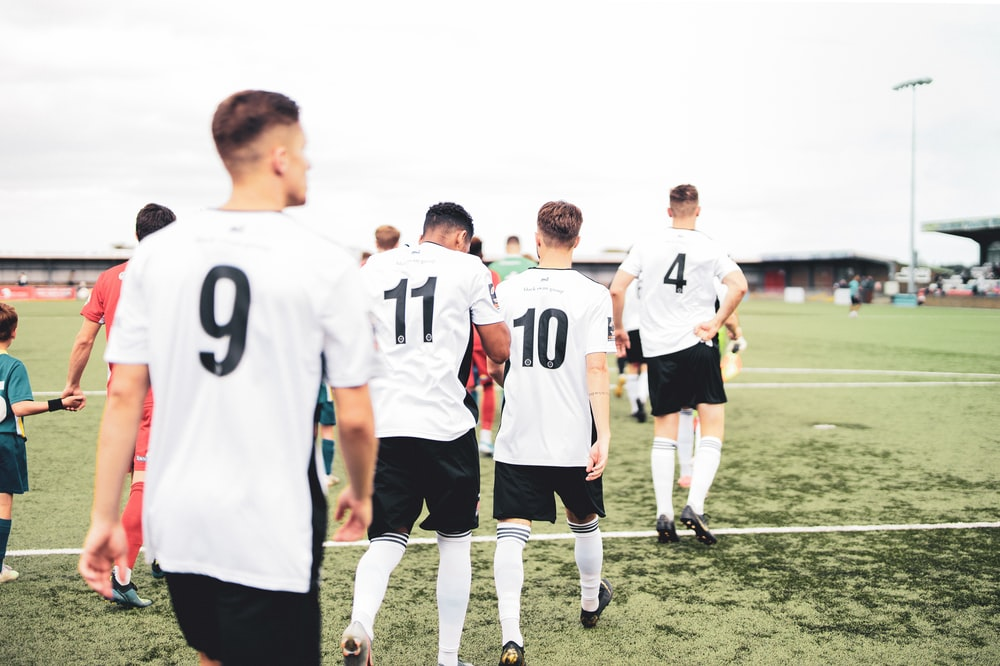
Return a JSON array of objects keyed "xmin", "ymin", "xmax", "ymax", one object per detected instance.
[{"xmin": 3, "ymin": 1, "xmax": 998, "ymax": 267}]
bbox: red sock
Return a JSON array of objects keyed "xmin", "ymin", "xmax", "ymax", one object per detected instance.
[
  {"xmin": 481, "ymin": 383, "xmax": 496, "ymax": 431},
  {"xmin": 121, "ymin": 481, "xmax": 144, "ymax": 569}
]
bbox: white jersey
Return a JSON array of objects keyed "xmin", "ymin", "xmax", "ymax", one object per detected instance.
[
  {"xmin": 106, "ymin": 209, "xmax": 375, "ymax": 593},
  {"xmin": 362, "ymin": 241, "xmax": 503, "ymax": 440},
  {"xmin": 493, "ymin": 268, "xmax": 615, "ymax": 467},
  {"xmin": 619, "ymin": 227, "xmax": 741, "ymax": 357}
]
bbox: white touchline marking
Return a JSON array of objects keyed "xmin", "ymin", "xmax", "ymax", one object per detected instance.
[{"xmin": 10, "ymin": 523, "xmax": 997, "ymax": 556}]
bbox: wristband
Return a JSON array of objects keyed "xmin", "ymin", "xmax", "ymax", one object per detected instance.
[{"xmin": 48, "ymin": 398, "xmax": 65, "ymax": 412}]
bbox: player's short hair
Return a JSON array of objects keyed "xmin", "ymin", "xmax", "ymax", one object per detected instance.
[
  {"xmin": 537, "ymin": 200, "xmax": 582, "ymax": 248},
  {"xmin": 0, "ymin": 303, "xmax": 18, "ymax": 342},
  {"xmin": 423, "ymin": 202, "xmax": 474, "ymax": 238},
  {"xmin": 669, "ymin": 184, "xmax": 699, "ymax": 214},
  {"xmin": 506, "ymin": 235, "xmax": 521, "ymax": 246},
  {"xmin": 374, "ymin": 225, "xmax": 401, "ymax": 251},
  {"xmin": 212, "ymin": 90, "xmax": 300, "ymax": 171},
  {"xmin": 135, "ymin": 203, "xmax": 176, "ymax": 242}
]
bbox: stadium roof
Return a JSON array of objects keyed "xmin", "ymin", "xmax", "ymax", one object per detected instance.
[{"xmin": 922, "ymin": 216, "xmax": 1000, "ymax": 237}]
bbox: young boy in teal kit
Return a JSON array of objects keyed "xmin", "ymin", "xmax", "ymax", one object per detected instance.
[{"xmin": 0, "ymin": 303, "xmax": 84, "ymax": 582}]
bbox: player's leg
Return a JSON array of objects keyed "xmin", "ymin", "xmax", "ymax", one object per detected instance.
[
  {"xmin": 343, "ymin": 437, "xmax": 420, "ymax": 663},
  {"xmin": 479, "ymin": 380, "xmax": 496, "ymax": 453},
  {"xmin": 676, "ymin": 407, "xmax": 696, "ymax": 488},
  {"xmin": 561, "ymin": 469, "xmax": 611, "ymax": 628},
  {"xmin": 423, "ymin": 430, "xmax": 480, "ymax": 666},
  {"xmin": 685, "ymin": 402, "xmax": 724, "ymax": 516},
  {"xmin": 647, "ymin": 353, "xmax": 685, "ymax": 543},
  {"xmin": 0, "ymin": 492, "xmax": 15, "ymax": 583},
  {"xmin": 494, "ymin": 518, "xmax": 530, "ymax": 664},
  {"xmin": 113, "ymin": 395, "xmax": 153, "ymax": 607}
]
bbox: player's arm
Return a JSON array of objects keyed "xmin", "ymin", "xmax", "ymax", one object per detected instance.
[
  {"xmin": 63, "ymin": 319, "xmax": 102, "ymax": 409},
  {"xmin": 476, "ymin": 320, "xmax": 511, "ymax": 365},
  {"xmin": 609, "ymin": 270, "xmax": 635, "ymax": 357},
  {"xmin": 696, "ymin": 269, "xmax": 748, "ymax": 342},
  {"xmin": 330, "ymin": 384, "xmax": 378, "ymax": 542},
  {"xmin": 79, "ymin": 362, "xmax": 149, "ymax": 598},
  {"xmin": 585, "ymin": 351, "xmax": 611, "ymax": 481},
  {"xmin": 487, "ymin": 357, "xmax": 506, "ymax": 387},
  {"xmin": 11, "ymin": 393, "xmax": 85, "ymax": 417}
]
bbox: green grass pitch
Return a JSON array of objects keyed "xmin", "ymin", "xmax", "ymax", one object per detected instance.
[{"xmin": 0, "ymin": 299, "xmax": 998, "ymax": 665}]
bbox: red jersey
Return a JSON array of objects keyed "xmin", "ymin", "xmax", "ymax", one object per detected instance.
[{"xmin": 81, "ymin": 261, "xmax": 128, "ymax": 340}]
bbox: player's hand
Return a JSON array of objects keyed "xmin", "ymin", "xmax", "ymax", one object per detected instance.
[
  {"xmin": 332, "ymin": 485, "xmax": 372, "ymax": 542},
  {"xmin": 61, "ymin": 385, "xmax": 87, "ymax": 411},
  {"xmin": 62, "ymin": 393, "xmax": 86, "ymax": 412},
  {"xmin": 79, "ymin": 519, "xmax": 129, "ymax": 599},
  {"xmin": 586, "ymin": 437, "xmax": 610, "ymax": 481},
  {"xmin": 694, "ymin": 321, "xmax": 720, "ymax": 342},
  {"xmin": 613, "ymin": 328, "xmax": 630, "ymax": 358},
  {"xmin": 727, "ymin": 336, "xmax": 748, "ymax": 354}
]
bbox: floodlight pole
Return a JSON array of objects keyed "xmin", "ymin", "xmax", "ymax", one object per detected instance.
[{"xmin": 893, "ymin": 77, "xmax": 932, "ymax": 294}]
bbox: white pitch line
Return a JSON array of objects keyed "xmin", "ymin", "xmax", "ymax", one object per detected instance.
[
  {"xmin": 744, "ymin": 368, "xmax": 1000, "ymax": 378},
  {"xmin": 9, "ymin": 521, "xmax": 997, "ymax": 556},
  {"xmin": 729, "ymin": 381, "xmax": 1000, "ymax": 389}
]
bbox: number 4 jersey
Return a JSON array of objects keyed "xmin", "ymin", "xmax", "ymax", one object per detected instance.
[
  {"xmin": 362, "ymin": 241, "xmax": 503, "ymax": 441},
  {"xmin": 619, "ymin": 228, "xmax": 741, "ymax": 358},
  {"xmin": 105, "ymin": 209, "xmax": 376, "ymax": 593},
  {"xmin": 493, "ymin": 268, "xmax": 615, "ymax": 467}
]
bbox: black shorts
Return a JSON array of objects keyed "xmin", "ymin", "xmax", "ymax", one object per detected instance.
[
  {"xmin": 625, "ymin": 329, "xmax": 645, "ymax": 365},
  {"xmin": 166, "ymin": 573, "xmax": 321, "ymax": 665},
  {"xmin": 850, "ymin": 295, "xmax": 861, "ymax": 305},
  {"xmin": 493, "ymin": 461, "xmax": 605, "ymax": 523},
  {"xmin": 646, "ymin": 343, "xmax": 727, "ymax": 416},
  {"xmin": 369, "ymin": 429, "xmax": 480, "ymax": 537}
]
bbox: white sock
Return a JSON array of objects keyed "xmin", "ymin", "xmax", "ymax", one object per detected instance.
[
  {"xmin": 479, "ymin": 429, "xmax": 493, "ymax": 445},
  {"xmin": 637, "ymin": 370, "xmax": 649, "ymax": 403},
  {"xmin": 651, "ymin": 437, "xmax": 676, "ymax": 520},
  {"xmin": 677, "ymin": 409, "xmax": 695, "ymax": 478},
  {"xmin": 437, "ymin": 531, "xmax": 472, "ymax": 666},
  {"xmin": 495, "ymin": 523, "xmax": 530, "ymax": 647},
  {"xmin": 112, "ymin": 565, "xmax": 131, "ymax": 586},
  {"xmin": 687, "ymin": 437, "xmax": 722, "ymax": 515},
  {"xmin": 569, "ymin": 518, "xmax": 603, "ymax": 613},
  {"xmin": 351, "ymin": 533, "xmax": 407, "ymax": 641},
  {"xmin": 625, "ymin": 375, "xmax": 639, "ymax": 412}
]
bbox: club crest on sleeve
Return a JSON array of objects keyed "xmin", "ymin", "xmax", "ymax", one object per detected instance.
[
  {"xmin": 607, "ymin": 317, "xmax": 614, "ymax": 342},
  {"xmin": 489, "ymin": 282, "xmax": 499, "ymax": 309}
]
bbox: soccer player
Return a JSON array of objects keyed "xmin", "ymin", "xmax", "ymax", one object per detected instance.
[
  {"xmin": 488, "ymin": 201, "xmax": 615, "ymax": 666},
  {"xmin": 62, "ymin": 202, "xmax": 176, "ymax": 608},
  {"xmin": 316, "ymin": 382, "xmax": 339, "ymax": 486},
  {"xmin": 468, "ymin": 236, "xmax": 502, "ymax": 456},
  {"xmin": 1, "ymin": 303, "xmax": 84, "ymax": 584},
  {"xmin": 340, "ymin": 202, "xmax": 510, "ymax": 666},
  {"xmin": 78, "ymin": 90, "xmax": 379, "ymax": 665},
  {"xmin": 610, "ymin": 184, "xmax": 747, "ymax": 546},
  {"xmin": 621, "ymin": 279, "xmax": 649, "ymax": 423},
  {"xmin": 488, "ymin": 235, "xmax": 537, "ymax": 281}
]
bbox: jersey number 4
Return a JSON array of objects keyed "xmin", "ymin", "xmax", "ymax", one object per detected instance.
[
  {"xmin": 513, "ymin": 307, "xmax": 568, "ymax": 369},
  {"xmin": 199, "ymin": 266, "xmax": 251, "ymax": 377},
  {"xmin": 384, "ymin": 277, "xmax": 436, "ymax": 344},
  {"xmin": 663, "ymin": 253, "xmax": 687, "ymax": 293}
]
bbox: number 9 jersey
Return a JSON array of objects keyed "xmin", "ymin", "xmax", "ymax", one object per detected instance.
[
  {"xmin": 105, "ymin": 209, "xmax": 376, "ymax": 593},
  {"xmin": 619, "ymin": 228, "xmax": 741, "ymax": 358}
]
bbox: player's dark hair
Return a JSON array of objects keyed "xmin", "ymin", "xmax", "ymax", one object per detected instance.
[
  {"xmin": 669, "ymin": 184, "xmax": 699, "ymax": 211},
  {"xmin": 537, "ymin": 200, "xmax": 582, "ymax": 248},
  {"xmin": 212, "ymin": 90, "xmax": 300, "ymax": 170},
  {"xmin": 0, "ymin": 303, "xmax": 18, "ymax": 342},
  {"xmin": 423, "ymin": 202, "xmax": 474, "ymax": 237},
  {"xmin": 135, "ymin": 203, "xmax": 177, "ymax": 242}
]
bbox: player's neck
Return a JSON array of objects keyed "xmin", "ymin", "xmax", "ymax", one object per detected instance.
[
  {"xmin": 538, "ymin": 247, "xmax": 573, "ymax": 269},
  {"xmin": 221, "ymin": 180, "xmax": 288, "ymax": 212},
  {"xmin": 671, "ymin": 216, "xmax": 698, "ymax": 230}
]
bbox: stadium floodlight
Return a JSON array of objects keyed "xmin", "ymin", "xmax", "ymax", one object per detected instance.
[{"xmin": 893, "ymin": 77, "xmax": 932, "ymax": 294}]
